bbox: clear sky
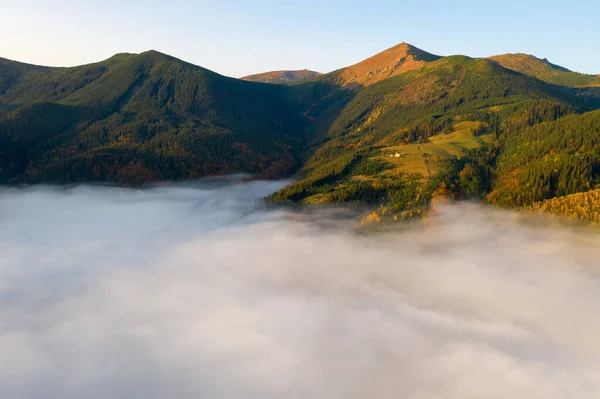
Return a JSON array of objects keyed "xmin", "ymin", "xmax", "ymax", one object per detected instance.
[{"xmin": 1, "ymin": 0, "xmax": 598, "ymax": 78}]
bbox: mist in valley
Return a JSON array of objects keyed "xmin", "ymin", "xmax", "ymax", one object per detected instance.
[{"xmin": 1, "ymin": 179, "xmax": 600, "ymax": 398}]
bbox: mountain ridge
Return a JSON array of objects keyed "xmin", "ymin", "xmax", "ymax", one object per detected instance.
[
  {"xmin": 3, "ymin": 44, "xmax": 598, "ymax": 87},
  {"xmin": 242, "ymin": 69, "xmax": 321, "ymax": 84},
  {"xmin": 489, "ymin": 53, "xmax": 600, "ymax": 87}
]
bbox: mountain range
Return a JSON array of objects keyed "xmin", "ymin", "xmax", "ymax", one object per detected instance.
[{"xmin": 1, "ymin": 43, "xmax": 599, "ymax": 221}]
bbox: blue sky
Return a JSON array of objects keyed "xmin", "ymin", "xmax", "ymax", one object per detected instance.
[{"xmin": 1, "ymin": 0, "xmax": 598, "ymax": 77}]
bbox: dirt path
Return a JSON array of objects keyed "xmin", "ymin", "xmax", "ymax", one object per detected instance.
[{"xmin": 418, "ymin": 145, "xmax": 431, "ymax": 177}]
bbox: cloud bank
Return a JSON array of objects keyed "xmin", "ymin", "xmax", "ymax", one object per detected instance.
[{"xmin": 1, "ymin": 180, "xmax": 600, "ymax": 398}]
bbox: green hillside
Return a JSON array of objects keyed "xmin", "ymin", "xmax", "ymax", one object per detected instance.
[
  {"xmin": 488, "ymin": 109, "xmax": 600, "ymax": 206},
  {"xmin": 0, "ymin": 51, "xmax": 306, "ymax": 184},
  {"xmin": 271, "ymin": 54, "xmax": 599, "ymax": 219},
  {"xmin": 489, "ymin": 53, "xmax": 600, "ymax": 87}
]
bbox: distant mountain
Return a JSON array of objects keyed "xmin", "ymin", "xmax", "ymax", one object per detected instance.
[
  {"xmin": 242, "ymin": 69, "xmax": 321, "ymax": 84},
  {"xmin": 1, "ymin": 43, "xmax": 599, "ymax": 222},
  {"xmin": 489, "ymin": 53, "xmax": 600, "ymax": 87}
]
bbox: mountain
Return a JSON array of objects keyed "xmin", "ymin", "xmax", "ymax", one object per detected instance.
[
  {"xmin": 489, "ymin": 53, "xmax": 600, "ymax": 87},
  {"xmin": 0, "ymin": 51, "xmax": 306, "ymax": 184},
  {"xmin": 333, "ymin": 42, "xmax": 442, "ymax": 87},
  {"xmin": 271, "ymin": 51, "xmax": 600, "ymax": 220},
  {"xmin": 241, "ymin": 69, "xmax": 321, "ymax": 84},
  {"xmin": 1, "ymin": 43, "xmax": 599, "ymax": 222}
]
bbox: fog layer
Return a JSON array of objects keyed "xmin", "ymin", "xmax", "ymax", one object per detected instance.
[{"xmin": 1, "ymin": 181, "xmax": 600, "ymax": 398}]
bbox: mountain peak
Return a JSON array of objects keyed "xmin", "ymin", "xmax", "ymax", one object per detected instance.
[
  {"xmin": 102, "ymin": 50, "xmax": 177, "ymax": 66},
  {"xmin": 338, "ymin": 42, "xmax": 441, "ymax": 87},
  {"xmin": 390, "ymin": 42, "xmax": 420, "ymax": 51},
  {"xmin": 137, "ymin": 50, "xmax": 178, "ymax": 62}
]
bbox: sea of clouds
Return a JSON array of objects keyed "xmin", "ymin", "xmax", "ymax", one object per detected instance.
[{"xmin": 1, "ymin": 179, "xmax": 600, "ymax": 398}]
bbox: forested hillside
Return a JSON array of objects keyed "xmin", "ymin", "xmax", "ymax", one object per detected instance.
[
  {"xmin": 0, "ymin": 51, "xmax": 306, "ymax": 185},
  {"xmin": 488, "ymin": 110, "xmax": 600, "ymax": 206},
  {"xmin": 0, "ymin": 43, "xmax": 599, "ymax": 221},
  {"xmin": 531, "ymin": 189, "xmax": 600, "ymax": 223}
]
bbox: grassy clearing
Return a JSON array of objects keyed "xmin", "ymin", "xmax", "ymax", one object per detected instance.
[
  {"xmin": 290, "ymin": 121, "xmax": 495, "ymax": 204},
  {"xmin": 379, "ymin": 121, "xmax": 494, "ymax": 178}
]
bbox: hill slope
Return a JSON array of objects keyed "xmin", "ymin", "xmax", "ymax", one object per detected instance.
[
  {"xmin": 488, "ymin": 109, "xmax": 600, "ymax": 207},
  {"xmin": 0, "ymin": 51, "xmax": 306, "ymax": 184},
  {"xmin": 241, "ymin": 69, "xmax": 321, "ymax": 84},
  {"xmin": 272, "ymin": 54, "xmax": 599, "ymax": 220},
  {"xmin": 489, "ymin": 53, "xmax": 600, "ymax": 87}
]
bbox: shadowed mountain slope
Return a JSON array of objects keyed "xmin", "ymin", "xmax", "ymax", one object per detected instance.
[{"xmin": 0, "ymin": 51, "xmax": 306, "ymax": 184}]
